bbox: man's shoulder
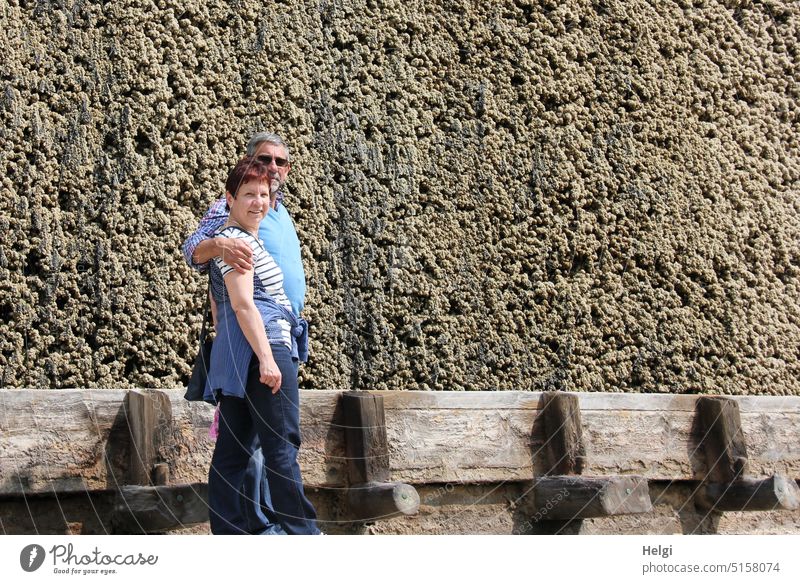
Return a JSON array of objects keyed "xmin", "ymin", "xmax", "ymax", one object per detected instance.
[{"xmin": 206, "ymin": 197, "xmax": 228, "ymax": 215}]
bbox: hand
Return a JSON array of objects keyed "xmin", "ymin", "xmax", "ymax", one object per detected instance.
[
  {"xmin": 217, "ymin": 238, "xmax": 253, "ymax": 274},
  {"xmin": 259, "ymin": 358, "xmax": 282, "ymax": 394}
]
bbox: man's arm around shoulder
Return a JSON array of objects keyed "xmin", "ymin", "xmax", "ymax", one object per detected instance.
[{"xmin": 182, "ymin": 198, "xmax": 253, "ymax": 274}]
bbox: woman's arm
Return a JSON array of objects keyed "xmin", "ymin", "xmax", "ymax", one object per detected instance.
[{"xmin": 223, "ymin": 269, "xmax": 282, "ymax": 393}]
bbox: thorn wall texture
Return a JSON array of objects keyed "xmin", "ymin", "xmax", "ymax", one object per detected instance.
[{"xmin": 1, "ymin": 0, "xmax": 798, "ymax": 393}]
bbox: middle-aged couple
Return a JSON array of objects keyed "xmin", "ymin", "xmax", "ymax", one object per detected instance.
[{"xmin": 181, "ymin": 132, "xmax": 320, "ymax": 535}]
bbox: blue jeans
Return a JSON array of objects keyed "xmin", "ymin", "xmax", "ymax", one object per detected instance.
[
  {"xmin": 241, "ymin": 435, "xmax": 285, "ymax": 534},
  {"xmin": 208, "ymin": 345, "xmax": 319, "ymax": 535}
]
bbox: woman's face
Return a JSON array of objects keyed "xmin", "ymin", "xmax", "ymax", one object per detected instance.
[{"xmin": 226, "ymin": 178, "xmax": 271, "ymax": 232}]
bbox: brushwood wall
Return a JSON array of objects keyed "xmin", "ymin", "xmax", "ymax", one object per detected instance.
[{"xmin": 1, "ymin": 0, "xmax": 798, "ymax": 394}]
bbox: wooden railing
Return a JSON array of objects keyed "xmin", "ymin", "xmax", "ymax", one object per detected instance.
[{"xmin": 1, "ymin": 389, "xmax": 799, "ymax": 532}]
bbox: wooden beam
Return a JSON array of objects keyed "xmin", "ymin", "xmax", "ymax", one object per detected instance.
[
  {"xmin": 696, "ymin": 397, "xmax": 748, "ymax": 483},
  {"xmin": 112, "ymin": 483, "xmax": 208, "ymax": 534},
  {"xmin": 347, "ymin": 481, "xmax": 420, "ymax": 521},
  {"xmin": 341, "ymin": 392, "xmax": 420, "ymax": 521},
  {"xmin": 698, "ymin": 474, "xmax": 800, "ymax": 512},
  {"xmin": 530, "ymin": 475, "xmax": 653, "ymax": 519},
  {"xmin": 125, "ymin": 390, "xmax": 173, "ymax": 486},
  {"xmin": 2, "ymin": 390, "xmax": 800, "ymax": 495},
  {"xmin": 152, "ymin": 463, "xmax": 169, "ymax": 486},
  {"xmin": 538, "ymin": 392, "xmax": 585, "ymax": 475},
  {"xmin": 341, "ymin": 391, "xmax": 390, "ymax": 484},
  {"xmin": 0, "ymin": 389, "xmax": 130, "ymax": 494}
]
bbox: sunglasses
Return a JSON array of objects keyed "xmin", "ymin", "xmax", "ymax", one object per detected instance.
[{"xmin": 257, "ymin": 154, "xmax": 289, "ymax": 167}]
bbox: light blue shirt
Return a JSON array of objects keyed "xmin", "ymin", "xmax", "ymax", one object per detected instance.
[{"xmin": 258, "ymin": 204, "xmax": 306, "ymax": 315}]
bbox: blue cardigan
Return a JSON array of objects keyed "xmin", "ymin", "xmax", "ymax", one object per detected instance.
[{"xmin": 204, "ymin": 295, "xmax": 308, "ymax": 402}]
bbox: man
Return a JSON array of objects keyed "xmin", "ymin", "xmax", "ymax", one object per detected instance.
[
  {"xmin": 182, "ymin": 132, "xmax": 306, "ymax": 534},
  {"xmin": 183, "ymin": 132, "xmax": 305, "ymax": 313}
]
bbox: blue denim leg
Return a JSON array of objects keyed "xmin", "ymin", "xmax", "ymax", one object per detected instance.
[
  {"xmin": 240, "ymin": 435, "xmax": 286, "ymax": 534},
  {"xmin": 245, "ymin": 346, "xmax": 319, "ymax": 535},
  {"xmin": 209, "ymin": 396, "xmax": 286, "ymax": 535},
  {"xmin": 208, "ymin": 395, "xmax": 253, "ymax": 534}
]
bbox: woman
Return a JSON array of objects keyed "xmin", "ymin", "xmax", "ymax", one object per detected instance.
[{"xmin": 204, "ymin": 156, "xmax": 319, "ymax": 535}]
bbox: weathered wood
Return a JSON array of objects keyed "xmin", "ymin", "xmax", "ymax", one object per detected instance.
[
  {"xmin": 697, "ymin": 474, "xmax": 800, "ymax": 512},
  {"xmin": 2, "ymin": 390, "xmax": 800, "ymax": 495},
  {"xmin": 341, "ymin": 391, "xmax": 390, "ymax": 484},
  {"xmin": 0, "ymin": 389, "xmax": 131, "ymax": 494},
  {"xmin": 539, "ymin": 392, "xmax": 585, "ymax": 475},
  {"xmin": 383, "ymin": 393, "xmax": 800, "ymax": 484},
  {"xmin": 152, "ymin": 463, "xmax": 169, "ymax": 486},
  {"xmin": 530, "ymin": 475, "xmax": 652, "ymax": 519},
  {"xmin": 126, "ymin": 390, "xmax": 173, "ymax": 486},
  {"xmin": 696, "ymin": 397, "xmax": 748, "ymax": 483},
  {"xmin": 347, "ymin": 481, "xmax": 420, "ymax": 521},
  {"xmin": 0, "ymin": 389, "xmax": 346, "ymax": 495},
  {"xmin": 112, "ymin": 483, "xmax": 209, "ymax": 534}
]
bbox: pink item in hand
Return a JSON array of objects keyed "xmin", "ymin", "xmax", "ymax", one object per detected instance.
[{"xmin": 209, "ymin": 406, "xmax": 220, "ymax": 440}]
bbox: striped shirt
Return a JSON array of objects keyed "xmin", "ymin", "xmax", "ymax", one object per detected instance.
[
  {"xmin": 210, "ymin": 226, "xmax": 292, "ymax": 349},
  {"xmin": 181, "ymin": 194, "xmax": 306, "ymax": 315}
]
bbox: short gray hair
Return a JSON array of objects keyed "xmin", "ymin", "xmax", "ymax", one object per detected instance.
[{"xmin": 246, "ymin": 132, "xmax": 291, "ymax": 161}]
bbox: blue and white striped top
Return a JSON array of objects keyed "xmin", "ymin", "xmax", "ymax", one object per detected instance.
[
  {"xmin": 204, "ymin": 226, "xmax": 294, "ymax": 400},
  {"xmin": 212, "ymin": 226, "xmax": 292, "ymax": 348}
]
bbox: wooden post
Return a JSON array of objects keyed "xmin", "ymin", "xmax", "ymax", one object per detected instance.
[
  {"xmin": 342, "ymin": 391, "xmax": 390, "ymax": 483},
  {"xmin": 341, "ymin": 391, "xmax": 419, "ymax": 521},
  {"xmin": 540, "ymin": 392, "xmax": 585, "ymax": 475},
  {"xmin": 126, "ymin": 390, "xmax": 173, "ymax": 486},
  {"xmin": 531, "ymin": 475, "xmax": 653, "ymax": 519},
  {"xmin": 696, "ymin": 396, "xmax": 748, "ymax": 483},
  {"xmin": 528, "ymin": 392, "xmax": 653, "ymax": 523},
  {"xmin": 112, "ymin": 483, "xmax": 209, "ymax": 534},
  {"xmin": 152, "ymin": 463, "xmax": 170, "ymax": 486},
  {"xmin": 697, "ymin": 474, "xmax": 800, "ymax": 512}
]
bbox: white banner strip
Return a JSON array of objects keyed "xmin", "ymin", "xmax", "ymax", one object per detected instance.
[{"xmin": 1, "ymin": 535, "xmax": 798, "ymax": 584}]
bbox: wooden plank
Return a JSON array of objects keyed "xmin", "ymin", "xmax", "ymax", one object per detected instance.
[
  {"xmin": 0, "ymin": 389, "xmax": 345, "ymax": 495},
  {"xmin": 379, "ymin": 392, "xmax": 800, "ymax": 413},
  {"xmin": 2, "ymin": 390, "xmax": 800, "ymax": 495},
  {"xmin": 112, "ymin": 483, "xmax": 209, "ymax": 533},
  {"xmin": 0, "ymin": 389, "xmax": 130, "ymax": 494},
  {"xmin": 697, "ymin": 397, "xmax": 748, "ymax": 483},
  {"xmin": 346, "ymin": 481, "xmax": 420, "ymax": 521},
  {"xmin": 161, "ymin": 390, "xmax": 346, "ymax": 489},
  {"xmin": 698, "ymin": 474, "xmax": 800, "ymax": 512},
  {"xmin": 341, "ymin": 392, "xmax": 390, "ymax": 484},
  {"xmin": 387, "ymin": 403, "xmax": 800, "ymax": 484},
  {"xmin": 529, "ymin": 475, "xmax": 652, "ymax": 519},
  {"xmin": 539, "ymin": 392, "xmax": 585, "ymax": 475}
]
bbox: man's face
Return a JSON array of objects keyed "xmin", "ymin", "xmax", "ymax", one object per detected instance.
[{"xmin": 253, "ymin": 142, "xmax": 291, "ymax": 193}]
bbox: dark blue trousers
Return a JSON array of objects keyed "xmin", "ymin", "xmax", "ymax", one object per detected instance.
[
  {"xmin": 241, "ymin": 442, "xmax": 283, "ymax": 534},
  {"xmin": 208, "ymin": 345, "xmax": 319, "ymax": 534}
]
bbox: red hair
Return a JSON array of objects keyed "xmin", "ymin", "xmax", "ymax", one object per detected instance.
[{"xmin": 225, "ymin": 156, "xmax": 270, "ymax": 197}]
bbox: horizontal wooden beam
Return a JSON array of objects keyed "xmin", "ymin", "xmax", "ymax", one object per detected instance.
[
  {"xmin": 347, "ymin": 481, "xmax": 420, "ymax": 521},
  {"xmin": 697, "ymin": 474, "xmax": 800, "ymax": 512},
  {"xmin": 111, "ymin": 483, "xmax": 209, "ymax": 534},
  {"xmin": 527, "ymin": 475, "xmax": 652, "ymax": 519},
  {"xmin": 2, "ymin": 390, "xmax": 800, "ymax": 496}
]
